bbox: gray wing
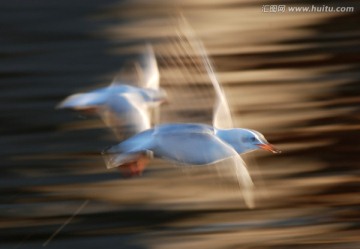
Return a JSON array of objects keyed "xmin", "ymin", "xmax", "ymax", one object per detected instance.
[{"xmin": 153, "ymin": 132, "xmax": 234, "ymax": 165}]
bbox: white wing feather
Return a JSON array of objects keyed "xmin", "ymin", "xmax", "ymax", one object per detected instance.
[
  {"xmin": 177, "ymin": 14, "xmax": 254, "ymax": 208},
  {"xmin": 141, "ymin": 44, "xmax": 161, "ymax": 125},
  {"xmin": 178, "ymin": 15, "xmax": 233, "ymax": 129},
  {"xmin": 142, "ymin": 43, "xmax": 160, "ymax": 90},
  {"xmin": 230, "ymin": 155, "xmax": 255, "ymax": 209},
  {"xmin": 57, "ymin": 92, "xmax": 107, "ymax": 110}
]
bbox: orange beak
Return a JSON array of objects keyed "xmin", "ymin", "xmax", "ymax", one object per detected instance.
[{"xmin": 257, "ymin": 143, "xmax": 281, "ymax": 154}]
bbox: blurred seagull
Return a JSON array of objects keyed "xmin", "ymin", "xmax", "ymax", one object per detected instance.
[
  {"xmin": 103, "ymin": 122, "xmax": 280, "ymax": 208},
  {"xmin": 102, "ymin": 16, "xmax": 280, "ymax": 209},
  {"xmin": 57, "ymin": 44, "xmax": 166, "ymax": 139}
]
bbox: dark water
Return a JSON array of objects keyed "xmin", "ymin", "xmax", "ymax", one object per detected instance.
[{"xmin": 1, "ymin": 1, "xmax": 359, "ymax": 249}]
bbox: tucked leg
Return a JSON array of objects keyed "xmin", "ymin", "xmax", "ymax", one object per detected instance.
[{"xmin": 117, "ymin": 154, "xmax": 149, "ymax": 177}]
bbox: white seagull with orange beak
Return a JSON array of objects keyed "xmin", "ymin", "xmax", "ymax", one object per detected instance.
[{"xmin": 102, "ymin": 16, "xmax": 280, "ymax": 209}]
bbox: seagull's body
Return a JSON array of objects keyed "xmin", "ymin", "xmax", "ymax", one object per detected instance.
[{"xmin": 104, "ymin": 123, "xmax": 279, "ymax": 168}]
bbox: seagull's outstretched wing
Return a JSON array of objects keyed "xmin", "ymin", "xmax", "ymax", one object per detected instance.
[
  {"xmin": 230, "ymin": 155, "xmax": 255, "ymax": 208},
  {"xmin": 141, "ymin": 43, "xmax": 160, "ymax": 90},
  {"xmin": 141, "ymin": 44, "xmax": 162, "ymax": 126},
  {"xmin": 173, "ymin": 15, "xmax": 254, "ymax": 208},
  {"xmin": 57, "ymin": 89, "xmax": 108, "ymax": 110},
  {"xmin": 178, "ymin": 14, "xmax": 233, "ymax": 129},
  {"xmin": 112, "ymin": 44, "xmax": 159, "ymax": 90}
]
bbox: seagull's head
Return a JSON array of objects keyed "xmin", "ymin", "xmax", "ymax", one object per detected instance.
[
  {"xmin": 238, "ymin": 129, "xmax": 281, "ymax": 154},
  {"xmin": 216, "ymin": 128, "xmax": 281, "ymax": 154}
]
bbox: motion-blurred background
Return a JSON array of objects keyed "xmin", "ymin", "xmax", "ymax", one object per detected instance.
[{"xmin": 1, "ymin": 1, "xmax": 359, "ymax": 248}]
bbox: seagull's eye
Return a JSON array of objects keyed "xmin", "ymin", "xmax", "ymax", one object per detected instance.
[{"xmin": 250, "ymin": 137, "xmax": 256, "ymax": 142}]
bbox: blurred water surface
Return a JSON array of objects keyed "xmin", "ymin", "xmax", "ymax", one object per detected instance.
[{"xmin": 1, "ymin": 0, "xmax": 359, "ymax": 248}]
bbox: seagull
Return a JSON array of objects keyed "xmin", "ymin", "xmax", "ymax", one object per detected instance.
[
  {"xmin": 101, "ymin": 16, "xmax": 281, "ymax": 209},
  {"xmin": 103, "ymin": 123, "xmax": 280, "ymax": 208},
  {"xmin": 57, "ymin": 44, "xmax": 166, "ymax": 139}
]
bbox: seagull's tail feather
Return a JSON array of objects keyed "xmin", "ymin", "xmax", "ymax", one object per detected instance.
[
  {"xmin": 57, "ymin": 92, "xmax": 108, "ymax": 110},
  {"xmin": 232, "ymin": 156, "xmax": 255, "ymax": 209},
  {"xmin": 102, "ymin": 150, "xmax": 139, "ymax": 169}
]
